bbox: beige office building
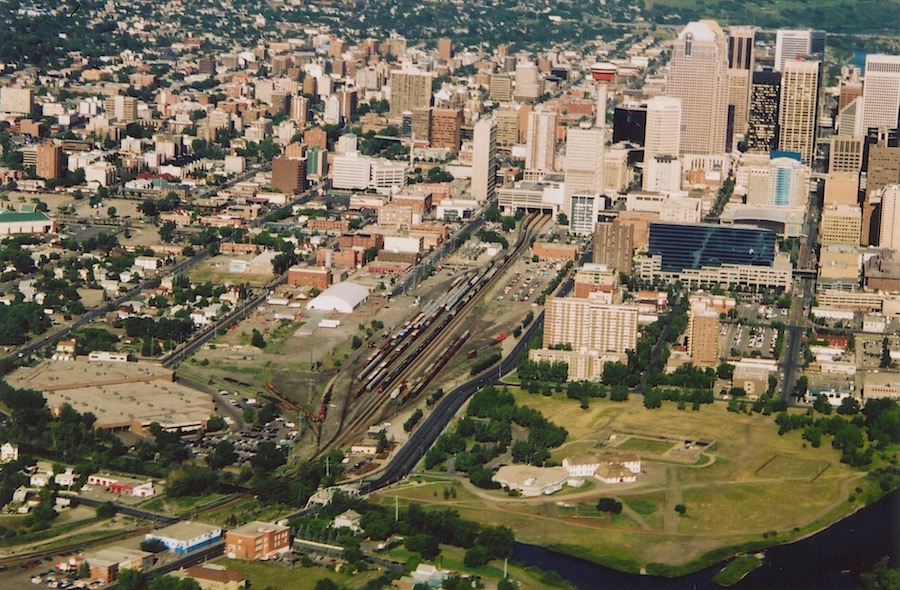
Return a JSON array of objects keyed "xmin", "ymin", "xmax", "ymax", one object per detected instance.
[
  {"xmin": 667, "ymin": 20, "xmax": 729, "ymax": 155},
  {"xmin": 829, "ymin": 136, "xmax": 864, "ymax": 174},
  {"xmin": 778, "ymin": 60, "xmax": 820, "ymax": 164},
  {"xmin": 820, "ymin": 205, "xmax": 862, "ymax": 247}
]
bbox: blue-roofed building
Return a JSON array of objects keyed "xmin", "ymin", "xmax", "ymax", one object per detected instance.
[{"xmin": 648, "ymin": 222, "xmax": 777, "ymax": 273}]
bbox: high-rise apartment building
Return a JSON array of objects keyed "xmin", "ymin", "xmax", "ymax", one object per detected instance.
[
  {"xmin": 667, "ymin": 20, "xmax": 729, "ymax": 155},
  {"xmin": 879, "ymin": 185, "xmax": 900, "ymax": 249},
  {"xmin": 104, "ymin": 95, "xmax": 138, "ymax": 123},
  {"xmin": 514, "ymin": 61, "xmax": 542, "ymax": 102},
  {"xmin": 774, "ymin": 29, "xmax": 826, "ymax": 72},
  {"xmin": 778, "ymin": 60, "xmax": 820, "ymax": 164},
  {"xmin": 411, "ymin": 107, "xmax": 432, "ymax": 142},
  {"xmin": 489, "ymin": 75, "xmax": 513, "ymax": 102},
  {"xmin": 543, "ymin": 296, "xmax": 639, "ymax": 354},
  {"xmin": 271, "ymin": 157, "xmax": 306, "ymax": 194},
  {"xmin": 525, "ymin": 109, "xmax": 558, "ymax": 174},
  {"xmin": 437, "ymin": 38, "xmax": 453, "ymax": 61},
  {"xmin": 389, "ymin": 70, "xmax": 432, "ymax": 117},
  {"xmin": 471, "ymin": 117, "xmax": 498, "ymax": 203},
  {"xmin": 430, "ymin": 108, "xmax": 463, "ymax": 153},
  {"xmin": 36, "ymin": 141, "xmax": 63, "ymax": 180},
  {"xmin": 746, "ymin": 70, "xmax": 781, "ymax": 153},
  {"xmin": 862, "ymin": 54, "xmax": 900, "ymax": 133},
  {"xmin": 727, "ymin": 27, "xmax": 756, "ymax": 137},
  {"xmin": 593, "ymin": 222, "xmax": 634, "ymax": 274},
  {"xmin": 687, "ymin": 306, "xmax": 720, "ymax": 367},
  {"xmin": 495, "ymin": 108, "xmax": 520, "ymax": 147}
]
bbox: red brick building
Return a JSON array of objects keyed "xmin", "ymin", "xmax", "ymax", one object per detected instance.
[{"xmin": 287, "ymin": 266, "xmax": 331, "ymax": 290}]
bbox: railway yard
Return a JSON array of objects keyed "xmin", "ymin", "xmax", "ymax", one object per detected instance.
[{"xmin": 183, "ymin": 214, "xmax": 557, "ymax": 465}]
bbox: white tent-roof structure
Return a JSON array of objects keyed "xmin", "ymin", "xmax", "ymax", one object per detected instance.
[{"xmin": 306, "ymin": 282, "xmax": 369, "ymax": 314}]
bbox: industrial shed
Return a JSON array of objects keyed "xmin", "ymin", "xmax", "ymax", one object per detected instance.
[{"xmin": 306, "ymin": 282, "xmax": 369, "ymax": 314}]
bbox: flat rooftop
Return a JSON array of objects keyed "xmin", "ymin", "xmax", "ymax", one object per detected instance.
[
  {"xmin": 7, "ymin": 361, "xmax": 213, "ymax": 433},
  {"xmin": 149, "ymin": 521, "xmax": 221, "ymax": 542}
]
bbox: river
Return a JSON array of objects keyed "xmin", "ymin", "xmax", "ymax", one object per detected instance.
[{"xmin": 512, "ymin": 489, "xmax": 899, "ymax": 589}]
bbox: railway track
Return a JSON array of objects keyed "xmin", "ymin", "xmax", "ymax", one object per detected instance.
[{"xmin": 320, "ymin": 213, "xmax": 550, "ymax": 453}]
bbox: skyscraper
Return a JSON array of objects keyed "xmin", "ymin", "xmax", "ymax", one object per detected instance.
[
  {"xmin": 774, "ymin": 29, "xmax": 826, "ymax": 72},
  {"xmin": 543, "ymin": 297, "xmax": 639, "ymax": 355},
  {"xmin": 271, "ymin": 157, "xmax": 306, "ymax": 194},
  {"xmin": 525, "ymin": 109, "xmax": 558, "ymax": 175},
  {"xmin": 862, "ymin": 54, "xmax": 900, "ymax": 133},
  {"xmin": 389, "ymin": 70, "xmax": 432, "ymax": 117},
  {"xmin": 642, "ymin": 96, "xmax": 682, "ymax": 191},
  {"xmin": 471, "ymin": 117, "xmax": 498, "ymax": 203},
  {"xmin": 688, "ymin": 307, "xmax": 720, "ymax": 367},
  {"xmin": 667, "ymin": 20, "xmax": 729, "ymax": 155},
  {"xmin": 563, "ymin": 127, "xmax": 604, "ymax": 234},
  {"xmin": 746, "ymin": 69, "xmax": 781, "ymax": 152},
  {"xmin": 779, "ymin": 60, "xmax": 820, "ymax": 164},
  {"xmin": 727, "ymin": 26, "xmax": 756, "ymax": 137}
]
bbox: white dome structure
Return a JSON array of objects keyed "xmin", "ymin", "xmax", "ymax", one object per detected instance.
[{"xmin": 306, "ymin": 282, "xmax": 369, "ymax": 314}]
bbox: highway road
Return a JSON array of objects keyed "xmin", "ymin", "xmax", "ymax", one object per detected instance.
[{"xmin": 359, "ymin": 248, "xmax": 590, "ymax": 494}]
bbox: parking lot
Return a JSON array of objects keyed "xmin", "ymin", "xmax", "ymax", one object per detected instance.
[{"xmin": 721, "ymin": 321, "xmax": 779, "ymax": 359}]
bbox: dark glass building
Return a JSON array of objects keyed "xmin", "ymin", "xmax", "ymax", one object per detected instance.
[
  {"xmin": 746, "ymin": 69, "xmax": 781, "ymax": 153},
  {"xmin": 613, "ymin": 105, "xmax": 647, "ymax": 145},
  {"xmin": 648, "ymin": 222, "xmax": 777, "ymax": 272}
]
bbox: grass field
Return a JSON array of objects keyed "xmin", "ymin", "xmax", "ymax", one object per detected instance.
[
  {"xmin": 617, "ymin": 436, "xmax": 675, "ymax": 455},
  {"xmin": 379, "ymin": 391, "xmax": 865, "ymax": 572}
]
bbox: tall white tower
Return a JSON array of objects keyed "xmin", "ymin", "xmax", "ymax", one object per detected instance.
[
  {"xmin": 862, "ymin": 54, "xmax": 900, "ymax": 133},
  {"xmin": 472, "ymin": 117, "xmax": 498, "ymax": 203}
]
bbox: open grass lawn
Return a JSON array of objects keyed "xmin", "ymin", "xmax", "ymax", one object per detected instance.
[
  {"xmin": 385, "ymin": 394, "xmax": 865, "ymax": 571},
  {"xmin": 617, "ymin": 436, "xmax": 675, "ymax": 455},
  {"xmin": 213, "ymin": 558, "xmax": 380, "ymax": 590}
]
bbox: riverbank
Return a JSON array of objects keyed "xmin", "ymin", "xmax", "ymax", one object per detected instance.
[{"xmin": 508, "ymin": 489, "xmax": 899, "ymax": 589}]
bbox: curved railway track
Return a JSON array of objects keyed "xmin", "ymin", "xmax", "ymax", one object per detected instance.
[{"xmin": 320, "ymin": 213, "xmax": 551, "ymax": 454}]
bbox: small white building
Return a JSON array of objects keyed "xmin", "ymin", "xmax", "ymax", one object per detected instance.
[
  {"xmin": 562, "ymin": 453, "xmax": 641, "ymax": 484},
  {"xmin": 492, "ymin": 465, "xmax": 570, "ymax": 497},
  {"xmin": 331, "ymin": 509, "xmax": 362, "ymax": 532},
  {"xmin": 0, "ymin": 442, "xmax": 19, "ymax": 463}
]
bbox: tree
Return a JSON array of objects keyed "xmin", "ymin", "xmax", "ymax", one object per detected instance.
[
  {"xmin": 463, "ymin": 545, "xmax": 490, "ymax": 567},
  {"xmin": 148, "ymin": 577, "xmax": 201, "ymax": 590},
  {"xmin": 96, "ymin": 501, "xmax": 117, "ymax": 518},
  {"xmin": 251, "ymin": 329, "xmax": 266, "ymax": 349},
  {"xmin": 107, "ymin": 206, "xmax": 117, "ymax": 217},
  {"xmin": 159, "ymin": 221, "xmax": 176, "ymax": 243},
  {"xmin": 674, "ymin": 504, "xmax": 687, "ymax": 516},
  {"xmin": 881, "ymin": 337, "xmax": 892, "ymax": 369},
  {"xmin": 596, "ymin": 497, "xmax": 623, "ymax": 514},
  {"xmin": 716, "ymin": 362, "xmax": 735, "ymax": 380},
  {"xmin": 207, "ymin": 440, "xmax": 237, "ymax": 470},
  {"xmin": 351, "ymin": 335, "xmax": 363, "ymax": 349},
  {"xmin": 77, "ymin": 560, "xmax": 90, "ymax": 579},
  {"xmin": 314, "ymin": 580, "xmax": 339, "ymax": 590},
  {"xmin": 556, "ymin": 212, "xmax": 568, "ymax": 225},
  {"xmin": 117, "ymin": 569, "xmax": 144, "ymax": 590}
]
